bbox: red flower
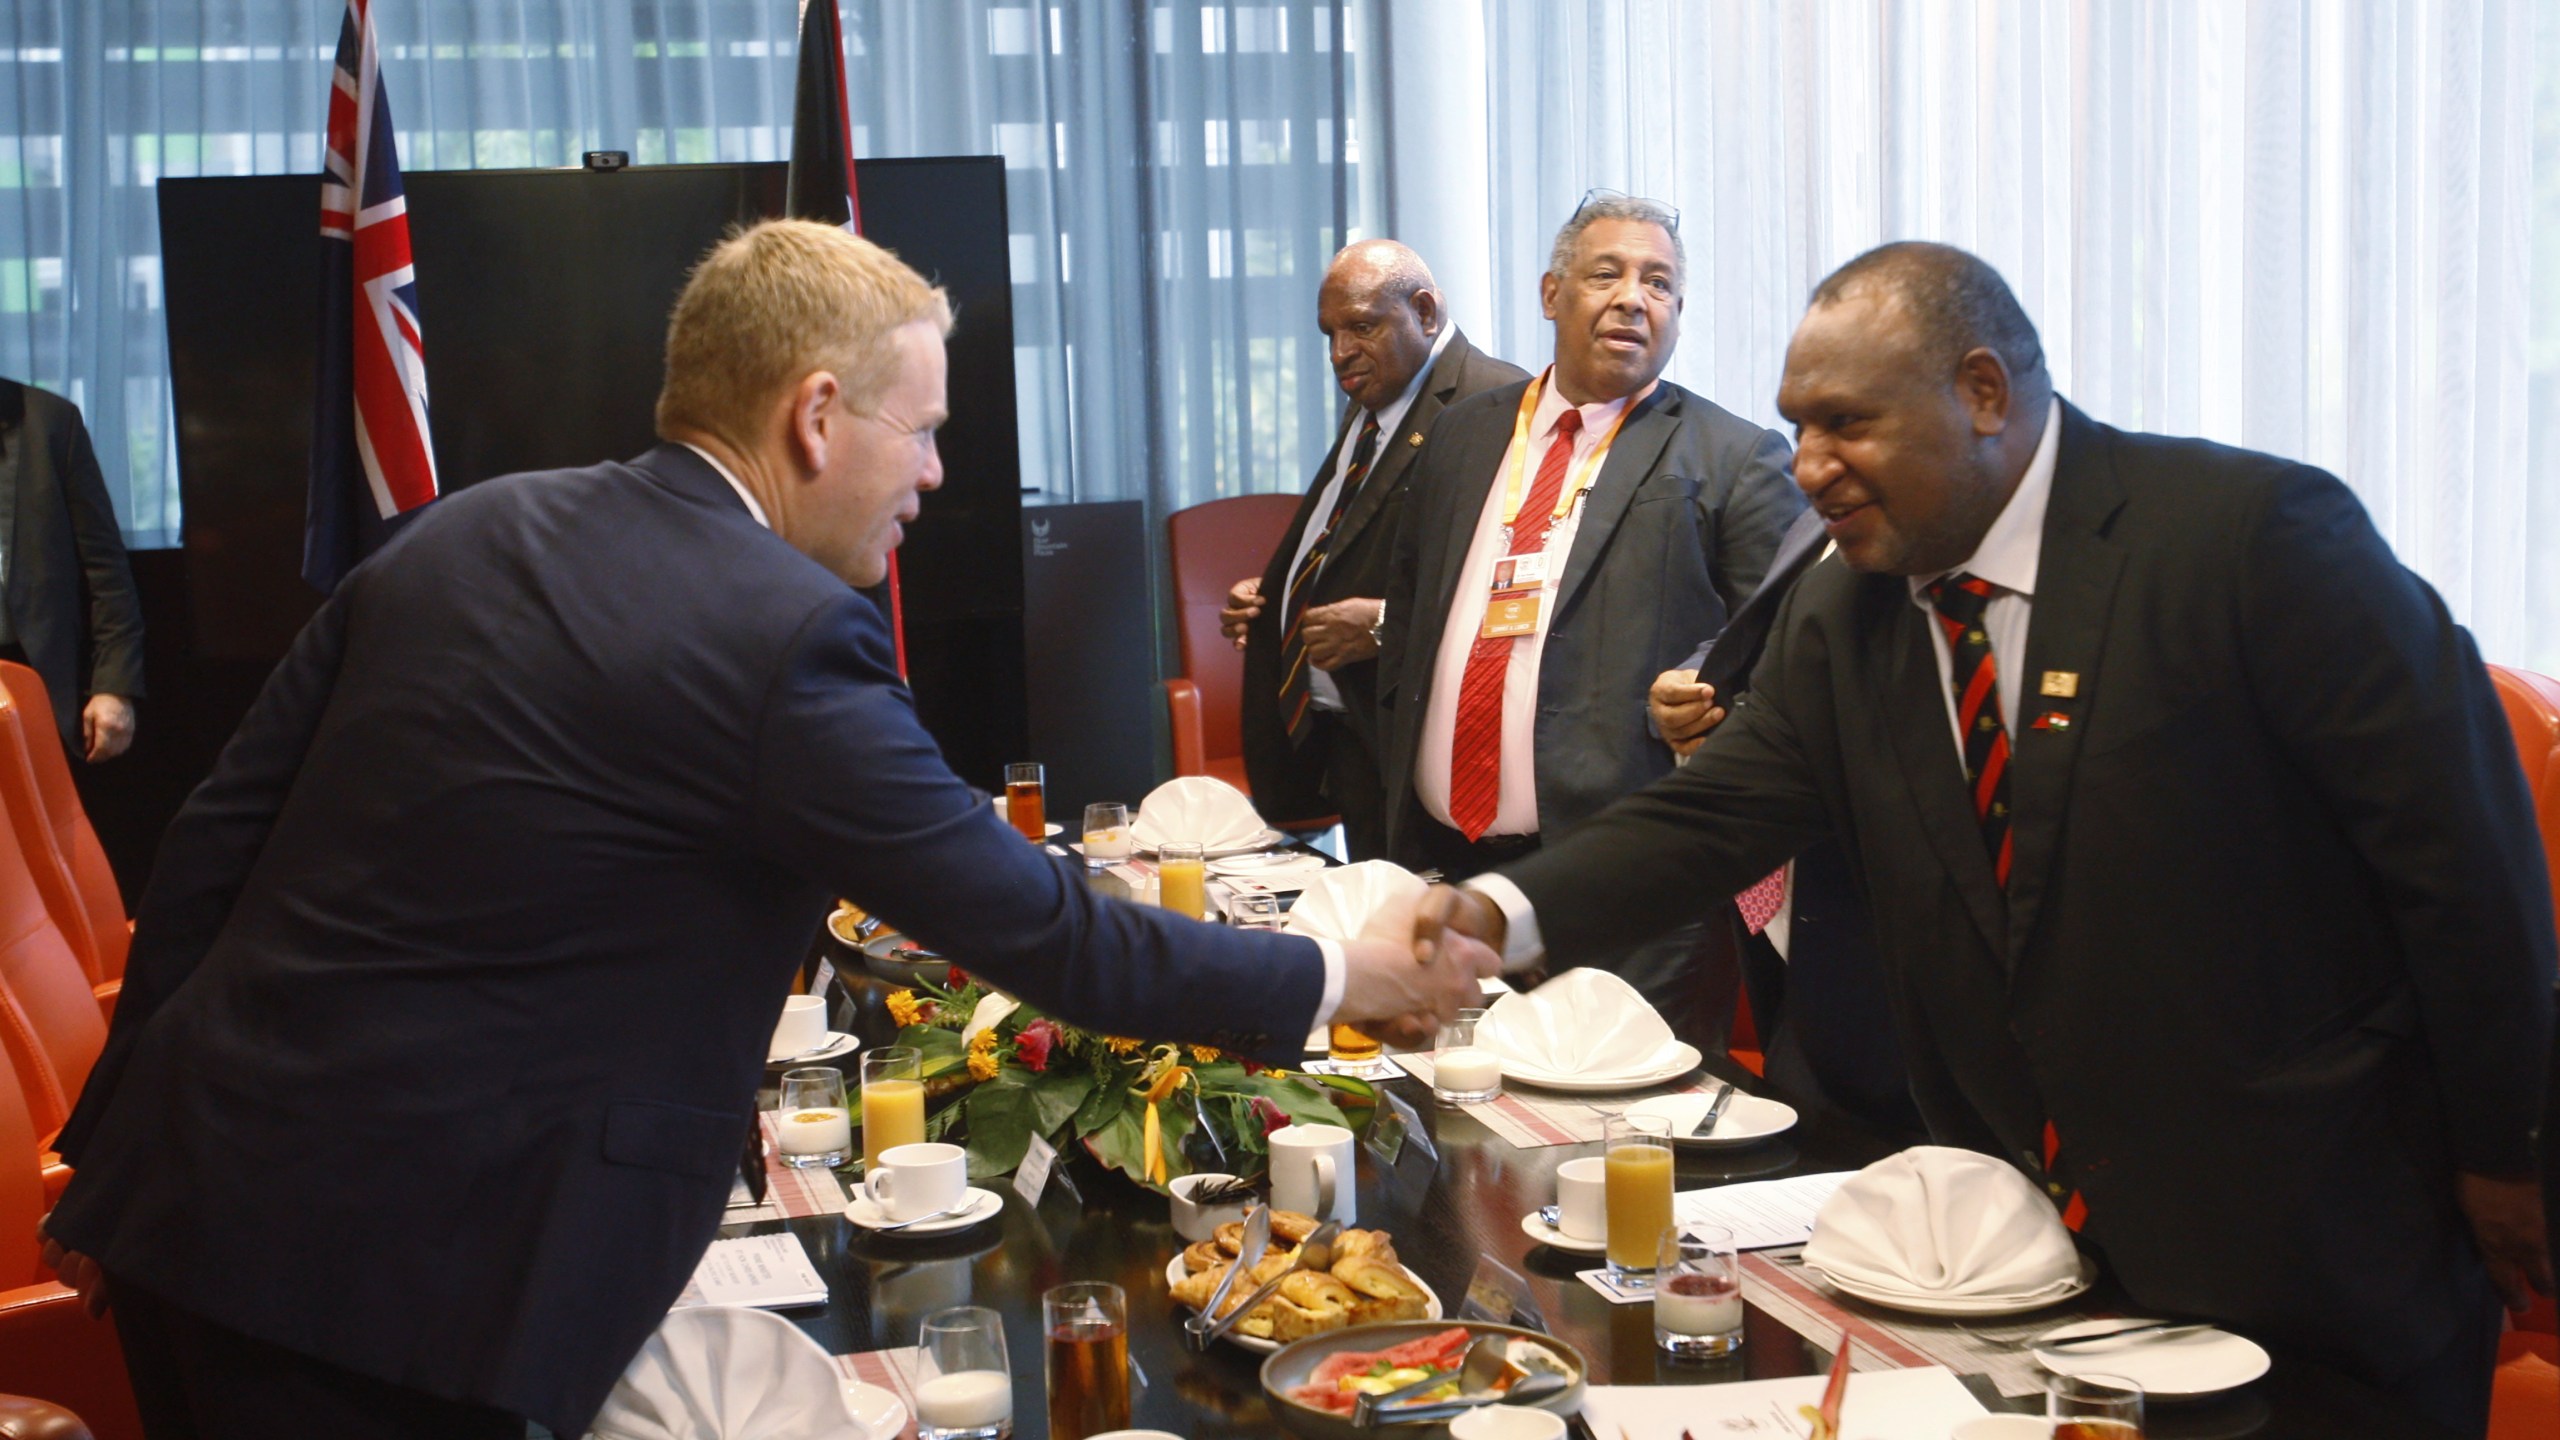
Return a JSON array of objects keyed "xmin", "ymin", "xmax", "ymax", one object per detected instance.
[
  {"xmin": 946, "ymin": 966, "xmax": 969, "ymax": 989},
  {"xmin": 1014, "ymin": 1018, "xmax": 1062, "ymax": 1073},
  {"xmin": 1237, "ymin": 1059, "xmax": 1264, "ymax": 1076},
  {"xmin": 1251, "ymin": 1097, "xmax": 1289, "ymax": 1137}
]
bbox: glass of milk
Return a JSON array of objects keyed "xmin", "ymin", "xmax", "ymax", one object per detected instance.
[
  {"xmin": 776, "ymin": 1067, "xmax": 853, "ymax": 1170},
  {"xmin": 916, "ymin": 1305, "xmax": 1013, "ymax": 1439},
  {"xmin": 1431, "ymin": 1008, "xmax": 1503, "ymax": 1105},
  {"xmin": 1653, "ymin": 1226, "xmax": 1744, "ymax": 1358}
]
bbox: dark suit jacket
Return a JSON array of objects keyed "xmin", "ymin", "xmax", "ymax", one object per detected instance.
[
  {"xmin": 0, "ymin": 382, "xmax": 144, "ymax": 745},
  {"xmin": 1377, "ymin": 377, "xmax": 1801, "ymax": 857},
  {"xmin": 1500, "ymin": 401, "xmax": 2556, "ymax": 1379},
  {"xmin": 1241, "ymin": 331, "xmax": 1525, "ymax": 822},
  {"xmin": 48, "ymin": 446, "xmax": 1328, "ymax": 1434}
]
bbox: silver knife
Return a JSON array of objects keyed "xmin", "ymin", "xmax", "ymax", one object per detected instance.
[
  {"xmin": 1692, "ymin": 1080, "xmax": 1737, "ymax": 1137},
  {"xmin": 2039, "ymin": 1320, "xmax": 2215, "ymax": 1351}
]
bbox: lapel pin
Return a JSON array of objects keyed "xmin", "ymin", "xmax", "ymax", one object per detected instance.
[
  {"xmin": 2031, "ymin": 711, "xmax": 2072, "ymax": 732},
  {"xmin": 1408, "ymin": 433, "xmax": 1423, "ymax": 447},
  {"xmin": 2039, "ymin": 670, "xmax": 2079, "ymax": 698}
]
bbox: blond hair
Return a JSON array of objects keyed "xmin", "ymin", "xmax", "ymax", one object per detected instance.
[{"xmin": 655, "ymin": 219, "xmax": 953, "ymax": 445}]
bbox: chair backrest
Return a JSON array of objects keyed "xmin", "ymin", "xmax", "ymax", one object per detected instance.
[
  {"xmin": 2487, "ymin": 664, "xmax": 2560, "ymax": 955},
  {"xmin": 0, "ymin": 1027, "xmax": 41, "ymax": 1288},
  {"xmin": 0, "ymin": 664, "xmax": 122, "ymax": 988},
  {"xmin": 1165, "ymin": 494, "xmax": 1303, "ymax": 771},
  {"xmin": 0, "ymin": 694, "xmax": 103, "ymax": 1141}
]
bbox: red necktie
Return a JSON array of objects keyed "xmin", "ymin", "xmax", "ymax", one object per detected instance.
[{"xmin": 1447, "ymin": 407, "xmax": 1582, "ymax": 840}]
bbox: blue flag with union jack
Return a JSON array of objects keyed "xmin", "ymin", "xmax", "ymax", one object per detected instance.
[{"xmin": 305, "ymin": 0, "xmax": 438, "ymax": 594}]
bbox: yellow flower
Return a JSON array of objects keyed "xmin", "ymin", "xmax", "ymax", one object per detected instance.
[
  {"xmin": 886, "ymin": 990, "xmax": 923, "ymax": 1027},
  {"xmin": 1104, "ymin": 1035, "xmax": 1143, "ymax": 1055},
  {"xmin": 1187, "ymin": 1044, "xmax": 1221, "ymax": 1064},
  {"xmin": 968, "ymin": 1047, "xmax": 1001, "ymax": 1082}
]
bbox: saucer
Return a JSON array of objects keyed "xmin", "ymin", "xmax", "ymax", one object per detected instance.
[
  {"xmin": 767, "ymin": 1032, "xmax": 857, "ymax": 1066},
  {"xmin": 1623, "ymin": 1090, "xmax": 1798, "ymax": 1148},
  {"xmin": 2031, "ymin": 1319, "xmax": 2272, "ymax": 1398},
  {"xmin": 840, "ymin": 1379, "xmax": 907, "ymax": 1438},
  {"xmin": 844, "ymin": 1186, "xmax": 1003, "ymax": 1236},
  {"xmin": 1519, "ymin": 1210, "xmax": 1607, "ymax": 1255}
]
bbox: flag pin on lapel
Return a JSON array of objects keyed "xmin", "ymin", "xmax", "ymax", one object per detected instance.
[
  {"xmin": 1408, "ymin": 433, "xmax": 1423, "ymax": 447},
  {"xmin": 2038, "ymin": 670, "xmax": 2079, "ymax": 698},
  {"xmin": 2031, "ymin": 712, "xmax": 2072, "ymax": 732}
]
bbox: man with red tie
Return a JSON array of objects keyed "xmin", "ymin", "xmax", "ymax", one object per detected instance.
[{"xmin": 1373, "ymin": 192, "xmax": 1802, "ymax": 1019}]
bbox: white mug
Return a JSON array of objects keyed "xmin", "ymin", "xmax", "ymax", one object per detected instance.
[
  {"xmin": 863, "ymin": 1141, "xmax": 968, "ymax": 1221},
  {"xmin": 769, "ymin": 993, "xmax": 828, "ymax": 1060},
  {"xmin": 1268, "ymin": 1123, "xmax": 1355, "ymax": 1223},
  {"xmin": 1555, "ymin": 1156, "xmax": 1607, "ymax": 1241}
]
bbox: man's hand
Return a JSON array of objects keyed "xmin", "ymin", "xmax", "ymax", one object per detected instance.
[
  {"xmin": 1331, "ymin": 887, "xmax": 1499, "ymax": 1048},
  {"xmin": 1301, "ymin": 598, "xmax": 1384, "ymax": 671},
  {"xmin": 2456, "ymin": 1171, "xmax": 2552, "ymax": 1311},
  {"xmin": 1412, "ymin": 884, "xmax": 1508, "ymax": 973},
  {"xmin": 1220, "ymin": 578, "xmax": 1264, "ymax": 649},
  {"xmin": 81, "ymin": 693, "xmax": 135, "ymax": 763},
  {"xmin": 1648, "ymin": 669, "xmax": 1724, "ymax": 760},
  {"xmin": 38, "ymin": 1219, "xmax": 108, "ymax": 1318}
]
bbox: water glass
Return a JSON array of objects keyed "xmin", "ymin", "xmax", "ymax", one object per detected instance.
[
  {"xmin": 1431, "ymin": 1008, "xmax": 1502, "ymax": 1105},
  {"xmin": 1042, "ymin": 1281, "xmax": 1130, "ymax": 1440},
  {"xmin": 1230, "ymin": 893, "xmax": 1285, "ymax": 929},
  {"xmin": 2047, "ymin": 1373, "xmax": 2144, "ymax": 1439},
  {"xmin": 915, "ymin": 1305, "xmax": 1012, "ymax": 1440},
  {"xmin": 1082, "ymin": 802, "xmax": 1133, "ymax": 866},
  {"xmin": 1654, "ymin": 1226, "xmax": 1743, "ymax": 1357},
  {"xmin": 1003, "ymin": 762, "xmax": 1047, "ymax": 841},
  {"xmin": 775, "ymin": 1066, "xmax": 852, "ymax": 1169},
  {"xmin": 1602, "ymin": 1112, "xmax": 1675, "ymax": 1283},
  {"xmin": 860, "ymin": 1045, "xmax": 925, "ymax": 1173}
]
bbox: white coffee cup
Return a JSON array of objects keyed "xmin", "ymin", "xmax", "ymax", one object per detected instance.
[
  {"xmin": 1268, "ymin": 1123, "xmax": 1355, "ymax": 1223},
  {"xmin": 769, "ymin": 993, "xmax": 828, "ymax": 1060},
  {"xmin": 1450, "ymin": 1407, "xmax": 1568, "ymax": 1440},
  {"xmin": 863, "ymin": 1141, "xmax": 968, "ymax": 1222},
  {"xmin": 1555, "ymin": 1156, "xmax": 1607, "ymax": 1240}
]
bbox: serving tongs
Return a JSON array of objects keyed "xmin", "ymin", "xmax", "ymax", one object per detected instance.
[
  {"xmin": 1367, "ymin": 1366, "xmax": 1570, "ymax": 1427},
  {"xmin": 1185, "ymin": 1218, "xmax": 1340, "ymax": 1351},
  {"xmin": 1353, "ymin": 1334, "xmax": 1510, "ymax": 1427}
]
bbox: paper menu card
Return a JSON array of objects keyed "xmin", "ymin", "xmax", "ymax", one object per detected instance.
[
  {"xmin": 673, "ymin": 1233, "xmax": 830, "ymax": 1311},
  {"xmin": 1576, "ymin": 1365, "xmax": 1987, "ymax": 1438},
  {"xmin": 1676, "ymin": 1171, "xmax": 1852, "ymax": 1251}
]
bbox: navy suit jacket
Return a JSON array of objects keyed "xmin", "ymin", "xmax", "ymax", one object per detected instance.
[{"xmin": 49, "ymin": 446, "xmax": 1326, "ymax": 1433}]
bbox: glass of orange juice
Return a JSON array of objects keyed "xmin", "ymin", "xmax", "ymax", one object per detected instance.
[
  {"xmin": 1157, "ymin": 841, "xmax": 1206, "ymax": 920},
  {"xmin": 1604, "ymin": 1112, "xmax": 1676, "ymax": 1284},
  {"xmin": 860, "ymin": 1045, "xmax": 925, "ymax": 1173}
]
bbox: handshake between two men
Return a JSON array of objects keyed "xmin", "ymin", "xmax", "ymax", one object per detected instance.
[{"xmin": 1329, "ymin": 886, "xmax": 1519, "ymax": 1049}]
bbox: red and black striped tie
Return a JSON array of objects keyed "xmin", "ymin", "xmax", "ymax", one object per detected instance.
[{"xmin": 1278, "ymin": 416, "xmax": 1381, "ymax": 742}]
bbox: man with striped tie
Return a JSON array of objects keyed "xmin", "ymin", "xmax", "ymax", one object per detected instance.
[
  {"xmin": 1416, "ymin": 241, "xmax": 2552, "ymax": 1436},
  {"xmin": 1225, "ymin": 240, "xmax": 1524, "ymax": 858}
]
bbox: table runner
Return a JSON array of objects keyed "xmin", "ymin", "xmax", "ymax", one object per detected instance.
[
  {"xmin": 728, "ymin": 1112, "xmax": 850, "ymax": 1223},
  {"xmin": 832, "ymin": 1346, "xmax": 923, "ymax": 1440},
  {"xmin": 1741, "ymin": 1250, "xmax": 2103, "ymax": 1398},
  {"xmin": 1394, "ymin": 1049, "xmax": 1717, "ymax": 1148}
]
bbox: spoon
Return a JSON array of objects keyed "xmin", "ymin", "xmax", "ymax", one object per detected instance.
[
  {"xmin": 1354, "ymin": 1334, "xmax": 1511, "ymax": 1427},
  {"xmin": 870, "ymin": 1195, "xmax": 983, "ymax": 1232}
]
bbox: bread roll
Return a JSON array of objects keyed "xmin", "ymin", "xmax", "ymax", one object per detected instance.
[
  {"xmin": 1265, "ymin": 1272, "xmax": 1360, "ymax": 1341},
  {"xmin": 1331, "ymin": 1254, "xmax": 1430, "ymax": 1324}
]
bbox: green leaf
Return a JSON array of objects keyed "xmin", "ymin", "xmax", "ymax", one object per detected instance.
[
  {"xmin": 1028, "ymin": 1067, "xmax": 1098, "ymax": 1138},
  {"xmin": 898, "ymin": 1024, "xmax": 968, "ymax": 1078},
  {"xmin": 1081, "ymin": 1105, "xmax": 1148, "ymax": 1180},
  {"xmin": 1071, "ymin": 1072, "xmax": 1133, "ymax": 1134},
  {"xmin": 959, "ymin": 1068, "xmax": 1036, "ymax": 1180}
]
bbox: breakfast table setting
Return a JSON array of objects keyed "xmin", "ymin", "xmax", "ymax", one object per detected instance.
[{"xmin": 638, "ymin": 774, "xmax": 2470, "ymax": 1440}]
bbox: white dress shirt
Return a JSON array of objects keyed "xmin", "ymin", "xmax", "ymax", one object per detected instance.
[
  {"xmin": 1414, "ymin": 372, "xmax": 1639, "ymax": 836},
  {"xmin": 685, "ymin": 441, "xmax": 1354, "ymax": 1018},
  {"xmin": 1284, "ymin": 326, "xmax": 1452, "ymax": 714},
  {"xmin": 1469, "ymin": 397, "xmax": 2062, "ymax": 970}
]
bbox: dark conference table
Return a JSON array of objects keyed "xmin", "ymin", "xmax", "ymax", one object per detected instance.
[{"xmin": 741, "ymin": 995, "xmax": 2458, "ymax": 1440}]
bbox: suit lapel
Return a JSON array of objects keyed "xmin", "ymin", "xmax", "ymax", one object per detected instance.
[
  {"xmin": 1552, "ymin": 385, "xmax": 1679, "ymax": 619},
  {"xmin": 1410, "ymin": 379, "xmax": 1530, "ymax": 677},
  {"xmin": 1868, "ymin": 581, "xmax": 2010, "ymax": 960},
  {"xmin": 2001, "ymin": 403, "xmax": 2126, "ymax": 967},
  {"xmin": 1328, "ymin": 335, "xmax": 1470, "ymax": 558},
  {"xmin": 1263, "ymin": 406, "xmax": 1358, "ymax": 598}
]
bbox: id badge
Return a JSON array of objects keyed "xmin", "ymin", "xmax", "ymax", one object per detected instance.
[{"xmin": 1481, "ymin": 591, "xmax": 1542, "ymax": 638}]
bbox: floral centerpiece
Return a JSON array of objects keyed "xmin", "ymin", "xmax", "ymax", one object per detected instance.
[{"xmin": 879, "ymin": 967, "xmax": 1365, "ymax": 1192}]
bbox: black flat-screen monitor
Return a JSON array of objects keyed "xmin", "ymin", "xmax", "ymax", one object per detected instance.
[{"xmin": 158, "ymin": 158, "xmax": 1026, "ymax": 787}]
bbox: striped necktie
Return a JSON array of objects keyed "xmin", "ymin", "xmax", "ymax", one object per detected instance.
[{"xmin": 1278, "ymin": 416, "xmax": 1382, "ymax": 742}]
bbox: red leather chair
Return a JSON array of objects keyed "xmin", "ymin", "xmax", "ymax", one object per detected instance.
[
  {"xmin": 1162, "ymin": 495, "xmax": 1322, "ymax": 806},
  {"xmin": 0, "ymin": 666, "xmax": 124, "ymax": 1016},
  {"xmin": 0, "ymin": 1042, "xmax": 139, "ymax": 1440},
  {"xmin": 0, "ymin": 693, "xmax": 105, "ymax": 1203},
  {"xmin": 2482, "ymin": 664, "xmax": 2558, "ymax": 1440}
]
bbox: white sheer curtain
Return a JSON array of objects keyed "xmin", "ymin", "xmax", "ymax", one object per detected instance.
[
  {"xmin": 1381, "ymin": 0, "xmax": 2555, "ymax": 670},
  {"xmin": 0, "ymin": 2, "xmax": 1383, "ymax": 548}
]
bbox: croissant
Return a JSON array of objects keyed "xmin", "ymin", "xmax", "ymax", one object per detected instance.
[
  {"xmin": 1331, "ymin": 1254, "xmax": 1429, "ymax": 1325},
  {"xmin": 1265, "ymin": 1271, "xmax": 1361, "ymax": 1341},
  {"xmin": 1330, "ymin": 1228, "xmax": 1399, "ymax": 1266},
  {"xmin": 1180, "ymin": 1239, "xmax": 1227, "ymax": 1276}
]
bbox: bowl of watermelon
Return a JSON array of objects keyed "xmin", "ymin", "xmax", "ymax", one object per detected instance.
[{"xmin": 1258, "ymin": 1322, "xmax": 1585, "ymax": 1438}]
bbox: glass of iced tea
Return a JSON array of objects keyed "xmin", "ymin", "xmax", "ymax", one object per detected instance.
[
  {"xmin": 1327, "ymin": 1023, "xmax": 1384, "ymax": 1070},
  {"xmin": 1041, "ymin": 1281, "xmax": 1129, "ymax": 1440},
  {"xmin": 859, "ymin": 1046, "xmax": 925, "ymax": 1173},
  {"xmin": 2047, "ymin": 1373, "xmax": 2143, "ymax": 1439},
  {"xmin": 1003, "ymin": 763, "xmax": 1046, "ymax": 841},
  {"xmin": 1603, "ymin": 1112, "xmax": 1676, "ymax": 1284}
]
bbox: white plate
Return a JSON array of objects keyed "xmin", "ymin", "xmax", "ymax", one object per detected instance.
[
  {"xmin": 2032, "ymin": 1320, "xmax": 2272, "ymax": 1397},
  {"xmin": 1138, "ymin": 828, "xmax": 1287, "ymax": 859},
  {"xmin": 1496, "ymin": 1043, "xmax": 1705, "ymax": 1094},
  {"xmin": 1518, "ymin": 1210, "xmax": 1607, "ymax": 1255},
  {"xmin": 840, "ymin": 1379, "xmax": 907, "ymax": 1439},
  {"xmin": 767, "ymin": 1031, "xmax": 858, "ymax": 1066},
  {"xmin": 1809, "ymin": 1255, "xmax": 2097, "ymax": 1317},
  {"xmin": 844, "ymin": 1186, "xmax": 1004, "ymax": 1236},
  {"xmin": 1624, "ymin": 1090, "xmax": 1797, "ymax": 1148},
  {"xmin": 1163, "ymin": 1250, "xmax": 1443, "ymax": 1354}
]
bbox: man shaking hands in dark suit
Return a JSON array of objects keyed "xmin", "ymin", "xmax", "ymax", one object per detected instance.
[{"xmin": 1417, "ymin": 241, "xmax": 2552, "ymax": 1435}]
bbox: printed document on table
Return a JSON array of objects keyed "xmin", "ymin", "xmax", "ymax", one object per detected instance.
[
  {"xmin": 1675, "ymin": 1171, "xmax": 1852, "ymax": 1250},
  {"xmin": 1578, "ymin": 1365, "xmax": 1985, "ymax": 1437},
  {"xmin": 672, "ymin": 1233, "xmax": 830, "ymax": 1310}
]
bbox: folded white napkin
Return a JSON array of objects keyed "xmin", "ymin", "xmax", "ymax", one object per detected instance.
[
  {"xmin": 1282, "ymin": 860, "xmax": 1430, "ymax": 942},
  {"xmin": 1130, "ymin": 776, "xmax": 1267, "ymax": 851},
  {"xmin": 1475, "ymin": 967, "xmax": 1686, "ymax": 1082},
  {"xmin": 1801, "ymin": 1146, "xmax": 2082, "ymax": 1302},
  {"xmin": 588, "ymin": 1306, "xmax": 868, "ymax": 1440}
]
